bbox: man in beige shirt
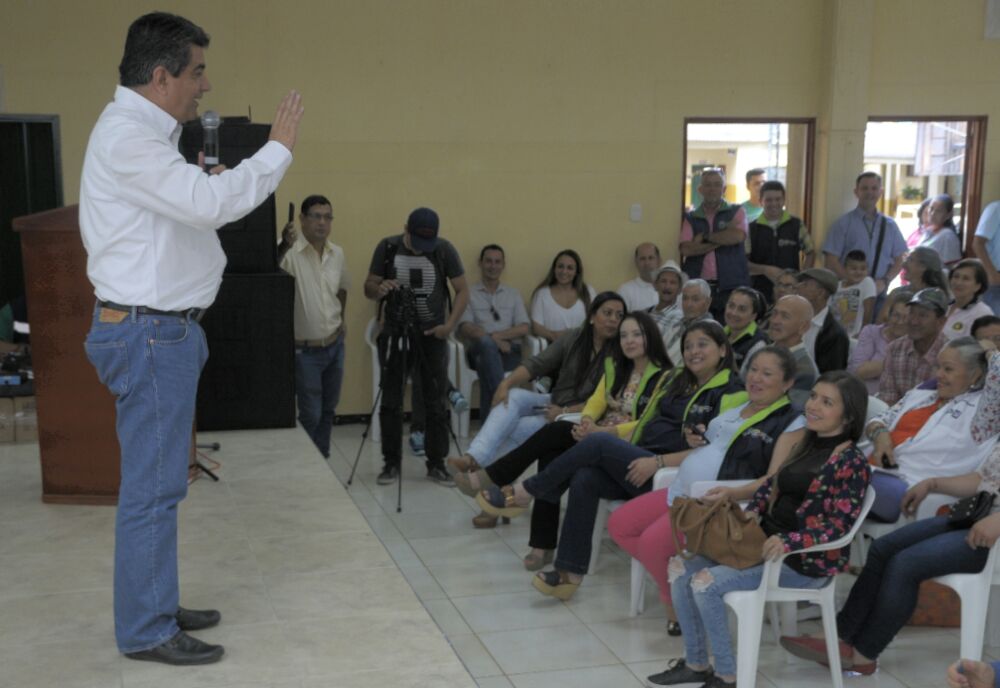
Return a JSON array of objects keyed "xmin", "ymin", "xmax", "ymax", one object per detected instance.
[{"xmin": 278, "ymin": 194, "xmax": 349, "ymax": 458}]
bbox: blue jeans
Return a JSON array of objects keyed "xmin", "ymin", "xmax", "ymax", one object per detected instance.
[
  {"xmin": 84, "ymin": 305, "xmax": 208, "ymax": 653},
  {"xmin": 983, "ymin": 285, "xmax": 1000, "ymax": 315},
  {"xmin": 465, "ymin": 335, "xmax": 521, "ymax": 423},
  {"xmin": 522, "ymin": 433, "xmax": 654, "ymax": 574},
  {"xmin": 467, "ymin": 388, "xmax": 549, "ymax": 467},
  {"xmin": 837, "ymin": 516, "xmax": 989, "ymax": 660},
  {"xmin": 672, "ymin": 554, "xmax": 826, "ymax": 677},
  {"xmin": 295, "ymin": 335, "xmax": 345, "ymax": 458}
]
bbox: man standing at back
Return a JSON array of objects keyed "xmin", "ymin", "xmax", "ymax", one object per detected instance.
[
  {"xmin": 679, "ymin": 168, "xmax": 751, "ymax": 320},
  {"xmin": 277, "ymin": 195, "xmax": 349, "ymax": 459},
  {"xmin": 80, "ymin": 12, "xmax": 303, "ymax": 665},
  {"xmin": 742, "ymin": 168, "xmax": 766, "ymax": 224},
  {"xmin": 617, "ymin": 242, "xmax": 661, "ymax": 312},
  {"xmin": 822, "ymin": 172, "xmax": 907, "ymax": 315}
]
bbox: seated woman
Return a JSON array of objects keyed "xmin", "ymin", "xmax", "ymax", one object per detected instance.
[
  {"xmin": 781, "ymin": 359, "xmax": 1000, "ymax": 675},
  {"xmin": 848, "ymin": 288, "xmax": 911, "ymax": 395},
  {"xmin": 529, "ymin": 249, "xmax": 597, "ymax": 343},
  {"xmin": 647, "ymin": 371, "xmax": 871, "ymax": 688},
  {"xmin": 945, "ymin": 259, "xmax": 993, "ymax": 340},
  {"xmin": 454, "ymin": 311, "xmax": 671, "ymax": 559},
  {"xmin": 447, "ymin": 292, "xmax": 625, "ymax": 527},
  {"xmin": 865, "ymin": 336, "xmax": 1000, "ymax": 522},
  {"xmin": 609, "ymin": 346, "xmax": 806, "ymax": 633},
  {"xmin": 723, "ymin": 286, "xmax": 769, "ymax": 371}
]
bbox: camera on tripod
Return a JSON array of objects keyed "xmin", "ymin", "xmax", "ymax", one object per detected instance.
[{"xmin": 383, "ymin": 284, "xmax": 420, "ymax": 336}]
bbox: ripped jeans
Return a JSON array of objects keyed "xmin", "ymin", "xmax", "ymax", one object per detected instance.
[{"xmin": 669, "ymin": 554, "xmax": 827, "ymax": 677}]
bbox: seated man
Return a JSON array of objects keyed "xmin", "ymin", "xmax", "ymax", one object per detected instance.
[
  {"xmin": 760, "ymin": 294, "xmax": 818, "ymax": 406},
  {"xmin": 617, "ymin": 242, "xmax": 661, "ymax": 312},
  {"xmin": 878, "ymin": 288, "xmax": 949, "ymax": 406},
  {"xmin": 664, "ymin": 278, "xmax": 715, "ymax": 366},
  {"xmin": 647, "ymin": 261, "xmax": 685, "ymax": 356},
  {"xmin": 797, "ymin": 267, "xmax": 850, "ymax": 373},
  {"xmin": 458, "ymin": 244, "xmax": 530, "ymax": 422},
  {"xmin": 972, "ymin": 314, "xmax": 1000, "ymax": 347}
]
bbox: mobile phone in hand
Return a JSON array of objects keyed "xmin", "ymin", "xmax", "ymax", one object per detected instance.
[
  {"xmin": 685, "ymin": 423, "xmax": 710, "ymax": 444},
  {"xmin": 287, "ymin": 202, "xmax": 294, "ymax": 224}
]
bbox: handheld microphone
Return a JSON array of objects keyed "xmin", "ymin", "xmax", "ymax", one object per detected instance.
[{"xmin": 201, "ymin": 110, "xmax": 221, "ymax": 167}]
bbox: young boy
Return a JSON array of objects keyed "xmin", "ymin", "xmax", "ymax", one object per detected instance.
[{"xmin": 832, "ymin": 249, "xmax": 877, "ymax": 336}]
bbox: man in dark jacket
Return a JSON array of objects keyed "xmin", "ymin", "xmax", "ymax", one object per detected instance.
[{"xmin": 797, "ymin": 268, "xmax": 850, "ymax": 373}]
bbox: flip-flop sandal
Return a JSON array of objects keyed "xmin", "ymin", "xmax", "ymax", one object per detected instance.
[
  {"xmin": 475, "ymin": 485, "xmax": 527, "ymax": 518},
  {"xmin": 532, "ymin": 569, "xmax": 580, "ymax": 600}
]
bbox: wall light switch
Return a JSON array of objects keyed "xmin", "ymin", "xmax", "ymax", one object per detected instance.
[{"xmin": 630, "ymin": 203, "xmax": 642, "ymax": 222}]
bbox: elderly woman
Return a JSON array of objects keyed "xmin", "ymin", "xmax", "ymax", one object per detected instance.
[
  {"xmin": 866, "ymin": 336, "xmax": 1000, "ymax": 522},
  {"xmin": 945, "ymin": 259, "xmax": 994, "ymax": 340},
  {"xmin": 781, "ymin": 350, "xmax": 1000, "ymax": 675},
  {"xmin": 848, "ymin": 288, "xmax": 911, "ymax": 395},
  {"xmin": 646, "ymin": 371, "xmax": 871, "ymax": 688}
]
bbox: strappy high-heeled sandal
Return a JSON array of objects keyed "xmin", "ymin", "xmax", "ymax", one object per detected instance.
[
  {"xmin": 475, "ymin": 485, "xmax": 527, "ymax": 518},
  {"xmin": 454, "ymin": 468, "xmax": 493, "ymax": 498},
  {"xmin": 532, "ymin": 569, "xmax": 580, "ymax": 600}
]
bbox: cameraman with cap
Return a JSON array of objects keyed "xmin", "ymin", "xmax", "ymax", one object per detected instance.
[{"xmin": 364, "ymin": 208, "xmax": 469, "ymax": 485}]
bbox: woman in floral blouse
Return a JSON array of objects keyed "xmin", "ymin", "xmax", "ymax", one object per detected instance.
[
  {"xmin": 782, "ymin": 347, "xmax": 1000, "ymax": 676},
  {"xmin": 644, "ymin": 371, "xmax": 871, "ymax": 688}
]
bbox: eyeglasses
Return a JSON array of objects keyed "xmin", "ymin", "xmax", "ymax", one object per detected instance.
[{"xmin": 306, "ymin": 212, "xmax": 334, "ymax": 222}]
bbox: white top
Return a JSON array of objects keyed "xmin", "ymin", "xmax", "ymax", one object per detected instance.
[
  {"xmin": 530, "ymin": 285, "xmax": 597, "ymax": 332},
  {"xmin": 80, "ymin": 86, "xmax": 293, "ymax": 310},
  {"xmin": 832, "ymin": 277, "xmax": 877, "ymax": 337},
  {"xmin": 803, "ymin": 305, "xmax": 829, "ymax": 363},
  {"xmin": 918, "ymin": 227, "xmax": 963, "ymax": 265},
  {"xmin": 944, "ymin": 300, "xmax": 994, "ymax": 340},
  {"xmin": 280, "ymin": 237, "xmax": 350, "ymax": 341},
  {"xmin": 616, "ymin": 276, "xmax": 658, "ymax": 312}
]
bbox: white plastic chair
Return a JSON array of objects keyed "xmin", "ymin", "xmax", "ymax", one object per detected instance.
[
  {"xmin": 451, "ymin": 335, "xmax": 521, "ymax": 438},
  {"xmin": 854, "ymin": 479, "xmax": 955, "ymax": 564},
  {"xmin": 721, "ymin": 488, "xmax": 876, "ymax": 688},
  {"xmin": 932, "ymin": 539, "xmax": 1000, "ymax": 662},
  {"xmin": 365, "ymin": 318, "xmax": 459, "ymax": 441}
]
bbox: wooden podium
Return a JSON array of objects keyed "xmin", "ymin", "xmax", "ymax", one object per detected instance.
[{"xmin": 13, "ymin": 205, "xmax": 120, "ymax": 504}]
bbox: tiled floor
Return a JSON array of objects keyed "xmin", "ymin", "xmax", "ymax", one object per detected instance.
[{"xmin": 2, "ymin": 422, "xmax": 997, "ymax": 688}]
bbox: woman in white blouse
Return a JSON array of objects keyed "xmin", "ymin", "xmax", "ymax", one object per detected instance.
[
  {"xmin": 944, "ymin": 259, "xmax": 994, "ymax": 340},
  {"xmin": 530, "ymin": 249, "xmax": 597, "ymax": 342}
]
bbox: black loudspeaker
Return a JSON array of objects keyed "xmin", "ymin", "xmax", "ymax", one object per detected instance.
[
  {"xmin": 196, "ymin": 272, "xmax": 296, "ymax": 431},
  {"xmin": 179, "ymin": 118, "xmax": 277, "ymax": 273}
]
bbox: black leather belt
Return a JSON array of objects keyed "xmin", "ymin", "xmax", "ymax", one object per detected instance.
[{"xmin": 98, "ymin": 300, "xmax": 205, "ymax": 322}]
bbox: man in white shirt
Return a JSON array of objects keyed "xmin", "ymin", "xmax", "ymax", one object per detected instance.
[
  {"xmin": 80, "ymin": 12, "xmax": 302, "ymax": 666},
  {"xmin": 616, "ymin": 242, "xmax": 661, "ymax": 311},
  {"xmin": 664, "ymin": 278, "xmax": 715, "ymax": 365},
  {"xmin": 277, "ymin": 195, "xmax": 349, "ymax": 459}
]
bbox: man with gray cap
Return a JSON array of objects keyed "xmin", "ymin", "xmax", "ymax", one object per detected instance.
[
  {"xmin": 646, "ymin": 260, "xmax": 685, "ymax": 348},
  {"xmin": 878, "ymin": 288, "xmax": 949, "ymax": 406},
  {"xmin": 797, "ymin": 267, "xmax": 849, "ymax": 373},
  {"xmin": 365, "ymin": 207, "xmax": 469, "ymax": 485}
]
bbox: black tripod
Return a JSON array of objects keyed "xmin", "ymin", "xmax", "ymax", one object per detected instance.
[{"xmin": 347, "ymin": 323, "xmax": 463, "ymax": 512}]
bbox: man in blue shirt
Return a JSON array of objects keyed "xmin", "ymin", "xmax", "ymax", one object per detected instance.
[
  {"xmin": 973, "ymin": 199, "xmax": 1000, "ymax": 314},
  {"xmin": 822, "ymin": 172, "xmax": 907, "ymax": 318}
]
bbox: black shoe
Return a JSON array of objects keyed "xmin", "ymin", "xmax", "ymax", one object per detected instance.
[
  {"xmin": 376, "ymin": 465, "xmax": 400, "ymax": 485},
  {"xmin": 124, "ymin": 631, "xmax": 224, "ymax": 666},
  {"xmin": 666, "ymin": 620, "xmax": 682, "ymax": 636},
  {"xmin": 175, "ymin": 606, "xmax": 221, "ymax": 632},
  {"xmin": 426, "ymin": 464, "xmax": 455, "ymax": 486},
  {"xmin": 700, "ymin": 675, "xmax": 735, "ymax": 688},
  {"xmin": 646, "ymin": 658, "xmax": 713, "ymax": 686}
]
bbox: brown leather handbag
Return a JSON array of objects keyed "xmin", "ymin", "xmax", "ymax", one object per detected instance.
[{"xmin": 671, "ymin": 496, "xmax": 767, "ymax": 570}]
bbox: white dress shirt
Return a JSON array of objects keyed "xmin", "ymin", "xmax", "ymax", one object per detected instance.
[
  {"xmin": 280, "ymin": 237, "xmax": 350, "ymax": 341},
  {"xmin": 616, "ymin": 276, "xmax": 659, "ymax": 312},
  {"xmin": 80, "ymin": 86, "xmax": 293, "ymax": 310}
]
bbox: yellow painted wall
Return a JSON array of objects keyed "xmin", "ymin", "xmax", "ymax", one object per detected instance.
[{"xmin": 1, "ymin": 0, "xmax": 998, "ymax": 415}]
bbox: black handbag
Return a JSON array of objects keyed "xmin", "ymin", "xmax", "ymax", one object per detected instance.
[{"xmin": 947, "ymin": 491, "xmax": 996, "ymax": 529}]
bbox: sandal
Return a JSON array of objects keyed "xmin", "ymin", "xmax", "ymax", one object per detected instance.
[
  {"xmin": 523, "ymin": 549, "xmax": 554, "ymax": 571},
  {"xmin": 532, "ymin": 569, "xmax": 580, "ymax": 600},
  {"xmin": 475, "ymin": 485, "xmax": 527, "ymax": 519},
  {"xmin": 472, "ymin": 511, "xmax": 510, "ymax": 528},
  {"xmin": 447, "ymin": 455, "xmax": 480, "ymax": 473},
  {"xmin": 454, "ymin": 468, "xmax": 493, "ymax": 498}
]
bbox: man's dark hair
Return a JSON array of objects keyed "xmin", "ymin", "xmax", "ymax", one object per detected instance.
[
  {"xmin": 845, "ymin": 250, "xmax": 868, "ymax": 265},
  {"xmin": 634, "ymin": 244, "xmax": 661, "ymax": 259},
  {"xmin": 759, "ymin": 180, "xmax": 785, "ymax": 199},
  {"xmin": 745, "ymin": 168, "xmax": 766, "ymax": 184},
  {"xmin": 856, "ymin": 171, "xmax": 882, "ymax": 187},
  {"xmin": 119, "ymin": 12, "xmax": 210, "ymax": 87},
  {"xmin": 972, "ymin": 315, "xmax": 1000, "ymax": 338},
  {"xmin": 301, "ymin": 195, "xmax": 332, "ymax": 215},
  {"xmin": 479, "ymin": 244, "xmax": 504, "ymax": 261}
]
